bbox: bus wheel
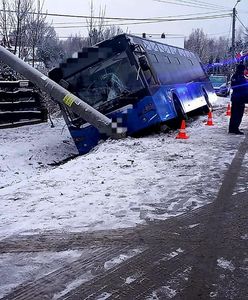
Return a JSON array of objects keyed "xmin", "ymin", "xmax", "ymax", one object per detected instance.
[
  {"xmin": 173, "ymin": 95, "xmax": 187, "ymax": 128},
  {"xmin": 202, "ymin": 88, "xmax": 213, "ymax": 113}
]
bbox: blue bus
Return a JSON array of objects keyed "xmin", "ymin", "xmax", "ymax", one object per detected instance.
[{"xmin": 49, "ymin": 34, "xmax": 217, "ymax": 154}]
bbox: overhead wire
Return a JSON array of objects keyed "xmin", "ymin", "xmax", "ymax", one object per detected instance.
[
  {"xmin": 167, "ymin": 0, "xmax": 227, "ymax": 9},
  {"xmin": 50, "ymin": 10, "xmax": 230, "ymax": 25},
  {"xmin": 52, "ymin": 13, "xmax": 231, "ymax": 29},
  {"xmin": 172, "ymin": 0, "xmax": 229, "ymax": 10},
  {"xmin": 0, "ymin": 8, "xmax": 231, "ymax": 29},
  {"xmin": 153, "ymin": 0, "xmax": 229, "ymax": 10},
  {"xmin": 236, "ymin": 14, "xmax": 248, "ymax": 32},
  {"xmin": 0, "ymin": 8, "xmax": 231, "ymax": 22},
  {"xmin": 0, "ymin": 5, "xmax": 236, "ymax": 40}
]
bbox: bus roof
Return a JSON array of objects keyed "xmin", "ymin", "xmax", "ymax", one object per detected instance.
[{"xmin": 95, "ymin": 33, "xmax": 197, "ymax": 61}]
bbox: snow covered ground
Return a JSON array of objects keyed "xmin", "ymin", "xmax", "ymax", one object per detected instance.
[
  {"xmin": 0, "ymin": 118, "xmax": 78, "ymax": 189},
  {"xmin": 0, "ymin": 97, "xmax": 247, "ymax": 239}
]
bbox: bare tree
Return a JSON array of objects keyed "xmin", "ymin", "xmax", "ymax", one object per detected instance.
[
  {"xmin": 60, "ymin": 34, "xmax": 86, "ymax": 58},
  {"xmin": 102, "ymin": 25, "xmax": 123, "ymax": 40},
  {"xmin": 0, "ymin": 0, "xmax": 11, "ymax": 47},
  {"xmin": 185, "ymin": 29, "xmax": 210, "ymax": 64},
  {"xmin": 86, "ymin": 0, "xmax": 122, "ymax": 46},
  {"xmin": 26, "ymin": 0, "xmax": 47, "ymax": 66},
  {"xmin": 86, "ymin": 0, "xmax": 107, "ymax": 46},
  {"xmin": 185, "ymin": 27, "xmax": 248, "ymax": 67},
  {"xmin": 8, "ymin": 0, "xmax": 32, "ymax": 56},
  {"xmin": 87, "ymin": 0, "xmax": 95, "ymax": 46},
  {"xmin": 36, "ymin": 26, "xmax": 63, "ymax": 69}
]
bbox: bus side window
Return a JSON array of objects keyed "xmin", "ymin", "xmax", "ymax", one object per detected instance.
[
  {"xmin": 175, "ymin": 57, "xmax": 181, "ymax": 64},
  {"xmin": 138, "ymin": 55, "xmax": 150, "ymax": 71},
  {"xmin": 138, "ymin": 55, "xmax": 157, "ymax": 86},
  {"xmin": 143, "ymin": 69, "xmax": 156, "ymax": 85},
  {"xmin": 188, "ymin": 59, "xmax": 194, "ymax": 65},
  {"xmin": 149, "ymin": 54, "xmax": 159, "ymax": 63},
  {"xmin": 164, "ymin": 56, "xmax": 171, "ymax": 63}
]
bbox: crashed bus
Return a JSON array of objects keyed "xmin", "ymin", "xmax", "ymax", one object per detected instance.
[
  {"xmin": 49, "ymin": 34, "xmax": 216, "ymax": 154},
  {"xmin": 0, "ymin": 34, "xmax": 217, "ymax": 155}
]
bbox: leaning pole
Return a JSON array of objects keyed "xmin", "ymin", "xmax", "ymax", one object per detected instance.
[{"xmin": 0, "ymin": 45, "xmax": 113, "ymax": 136}]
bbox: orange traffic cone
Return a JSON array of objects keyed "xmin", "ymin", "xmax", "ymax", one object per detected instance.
[
  {"xmin": 205, "ymin": 111, "xmax": 214, "ymax": 126},
  {"xmin": 226, "ymin": 103, "xmax": 231, "ymax": 116},
  {"xmin": 176, "ymin": 120, "xmax": 189, "ymax": 139}
]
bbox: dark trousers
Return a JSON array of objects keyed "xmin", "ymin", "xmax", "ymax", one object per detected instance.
[{"xmin": 229, "ymin": 102, "xmax": 245, "ymax": 132}]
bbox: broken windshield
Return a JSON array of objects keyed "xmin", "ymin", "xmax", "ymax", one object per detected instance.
[{"xmin": 72, "ymin": 52, "xmax": 144, "ymax": 107}]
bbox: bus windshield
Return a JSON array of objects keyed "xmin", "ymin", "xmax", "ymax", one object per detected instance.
[{"xmin": 71, "ymin": 52, "xmax": 144, "ymax": 107}]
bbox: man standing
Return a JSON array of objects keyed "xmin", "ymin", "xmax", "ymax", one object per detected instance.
[{"xmin": 229, "ymin": 64, "xmax": 248, "ymax": 135}]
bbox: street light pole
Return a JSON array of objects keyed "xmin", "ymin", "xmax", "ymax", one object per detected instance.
[{"xmin": 231, "ymin": 0, "xmax": 241, "ymax": 60}]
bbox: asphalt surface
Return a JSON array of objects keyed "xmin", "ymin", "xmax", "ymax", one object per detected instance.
[{"xmin": 1, "ymin": 134, "xmax": 248, "ymax": 299}]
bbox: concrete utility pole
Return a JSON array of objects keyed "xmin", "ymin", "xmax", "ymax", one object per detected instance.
[
  {"xmin": 232, "ymin": 0, "xmax": 241, "ymax": 60},
  {"xmin": 0, "ymin": 45, "xmax": 114, "ymax": 137}
]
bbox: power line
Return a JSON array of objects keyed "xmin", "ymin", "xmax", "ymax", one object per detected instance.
[
  {"xmin": 52, "ymin": 13, "xmax": 231, "ymax": 29},
  {"xmin": 0, "ymin": 8, "xmax": 233, "ymax": 40},
  {"xmin": 236, "ymin": 14, "xmax": 248, "ymax": 32},
  {"xmin": 53, "ymin": 18, "xmax": 231, "ymax": 29},
  {"xmin": 153, "ymin": 0, "xmax": 229, "ymax": 10},
  {"xmin": 174, "ymin": 0, "xmax": 230, "ymax": 10},
  {"xmin": 50, "ymin": 10, "xmax": 229, "ymax": 25},
  {"xmin": 164, "ymin": 0, "xmax": 228, "ymax": 10},
  {"xmin": 0, "ymin": 8, "xmax": 174, "ymax": 21},
  {"xmin": 0, "ymin": 9, "xmax": 231, "ymax": 26},
  {"xmin": 0, "ymin": 9, "xmax": 232, "ymax": 30},
  {"xmin": 0, "ymin": 8, "xmax": 230, "ymax": 22}
]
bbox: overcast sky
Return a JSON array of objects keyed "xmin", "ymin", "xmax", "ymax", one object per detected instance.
[{"xmin": 43, "ymin": 0, "xmax": 248, "ymax": 41}]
